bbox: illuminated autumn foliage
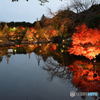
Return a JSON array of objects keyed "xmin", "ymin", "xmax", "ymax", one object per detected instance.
[
  {"xmin": 68, "ymin": 60, "xmax": 100, "ymax": 92},
  {"xmin": 68, "ymin": 24, "xmax": 100, "ymax": 60},
  {"xmin": 50, "ymin": 44, "xmax": 57, "ymax": 51}
]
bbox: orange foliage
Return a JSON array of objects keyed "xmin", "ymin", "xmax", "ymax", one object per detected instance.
[
  {"xmin": 68, "ymin": 24, "xmax": 100, "ymax": 60},
  {"xmin": 50, "ymin": 30, "xmax": 57, "ymax": 36},
  {"xmin": 18, "ymin": 26, "xmax": 26, "ymax": 30},
  {"xmin": 29, "ymin": 27, "xmax": 37, "ymax": 33},
  {"xmin": 68, "ymin": 60, "xmax": 100, "ymax": 92},
  {"xmin": 50, "ymin": 44, "xmax": 57, "ymax": 51}
]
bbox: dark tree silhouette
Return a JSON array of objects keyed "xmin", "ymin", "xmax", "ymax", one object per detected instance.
[
  {"xmin": 69, "ymin": 0, "xmax": 99, "ymax": 13},
  {"xmin": 0, "ymin": 56, "xmax": 3, "ymax": 63}
]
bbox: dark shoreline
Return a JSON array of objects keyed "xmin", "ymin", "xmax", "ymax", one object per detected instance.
[
  {"xmin": 0, "ymin": 41, "xmax": 52, "ymax": 47},
  {"xmin": 0, "ymin": 21, "xmax": 36, "ymax": 28}
]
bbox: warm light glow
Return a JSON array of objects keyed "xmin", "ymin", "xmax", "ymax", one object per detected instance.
[
  {"xmin": 68, "ymin": 60, "xmax": 100, "ymax": 92},
  {"xmin": 68, "ymin": 24, "xmax": 100, "ymax": 60}
]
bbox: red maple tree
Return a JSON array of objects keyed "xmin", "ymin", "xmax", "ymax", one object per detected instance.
[{"xmin": 68, "ymin": 24, "xmax": 100, "ymax": 60}]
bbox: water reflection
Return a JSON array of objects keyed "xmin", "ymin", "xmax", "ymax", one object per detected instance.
[
  {"xmin": 43, "ymin": 57, "xmax": 72, "ymax": 81},
  {"xmin": 68, "ymin": 60, "xmax": 100, "ymax": 92},
  {"xmin": 0, "ymin": 44, "xmax": 100, "ymax": 100},
  {"xmin": 0, "ymin": 43, "xmax": 61, "ymax": 64},
  {"xmin": 43, "ymin": 57, "xmax": 100, "ymax": 100}
]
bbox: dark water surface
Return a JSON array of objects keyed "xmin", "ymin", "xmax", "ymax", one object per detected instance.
[{"xmin": 0, "ymin": 44, "xmax": 99, "ymax": 100}]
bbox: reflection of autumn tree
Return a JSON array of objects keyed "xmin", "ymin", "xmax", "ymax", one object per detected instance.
[
  {"xmin": 0, "ymin": 47, "xmax": 11, "ymax": 64},
  {"xmin": 68, "ymin": 60, "xmax": 100, "ymax": 92},
  {"xmin": 0, "ymin": 48, "xmax": 8, "ymax": 56},
  {"xmin": 24, "ymin": 44, "xmax": 38, "ymax": 53},
  {"xmin": 68, "ymin": 24, "xmax": 100, "ymax": 60},
  {"xmin": 0, "ymin": 43, "xmax": 66, "ymax": 64},
  {"xmin": 33, "ymin": 43, "xmax": 58, "ymax": 62},
  {"xmin": 33, "ymin": 43, "xmax": 71, "ymax": 65},
  {"xmin": 43, "ymin": 57, "xmax": 72, "ymax": 80}
]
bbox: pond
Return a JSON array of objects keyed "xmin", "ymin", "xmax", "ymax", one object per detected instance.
[{"xmin": 0, "ymin": 43, "xmax": 99, "ymax": 100}]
